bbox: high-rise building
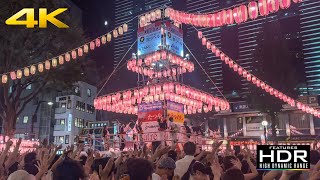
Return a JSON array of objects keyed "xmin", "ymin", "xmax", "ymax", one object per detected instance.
[{"xmin": 299, "ymin": 0, "xmax": 320, "ymax": 95}]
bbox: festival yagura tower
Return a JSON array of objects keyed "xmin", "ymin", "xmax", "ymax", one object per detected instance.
[{"xmin": 94, "ymin": 10, "xmax": 230, "ymax": 138}]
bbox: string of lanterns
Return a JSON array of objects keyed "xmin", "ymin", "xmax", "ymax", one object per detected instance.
[
  {"xmin": 0, "ymin": 23, "xmax": 129, "ymax": 84},
  {"xmin": 229, "ymin": 128, "xmax": 243, "ymax": 138},
  {"xmin": 94, "ymin": 82, "xmax": 230, "ymax": 115},
  {"xmin": 289, "ymin": 125, "xmax": 304, "ymax": 135},
  {"xmin": 127, "ymin": 50, "xmax": 195, "ymax": 78},
  {"xmin": 196, "ymin": 30, "xmax": 320, "ymax": 118},
  {"xmin": 165, "ymin": 0, "xmax": 302, "ymax": 28}
]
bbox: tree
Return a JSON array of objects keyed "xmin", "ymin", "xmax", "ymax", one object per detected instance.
[
  {"xmin": 246, "ymin": 20, "xmax": 301, "ymax": 143},
  {"xmin": 0, "ymin": 0, "xmax": 94, "ymax": 137}
]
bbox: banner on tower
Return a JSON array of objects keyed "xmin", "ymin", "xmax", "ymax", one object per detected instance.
[
  {"xmin": 165, "ymin": 22, "xmax": 183, "ymax": 57},
  {"xmin": 137, "ymin": 22, "xmax": 162, "ymax": 56},
  {"xmin": 167, "ymin": 101, "xmax": 184, "ymax": 124}
]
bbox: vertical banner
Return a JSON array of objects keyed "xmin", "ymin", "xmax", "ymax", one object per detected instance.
[
  {"xmin": 138, "ymin": 101, "xmax": 163, "ymax": 133},
  {"xmin": 167, "ymin": 101, "xmax": 184, "ymax": 124},
  {"xmin": 165, "ymin": 22, "xmax": 184, "ymax": 57},
  {"xmin": 137, "ymin": 22, "xmax": 162, "ymax": 56}
]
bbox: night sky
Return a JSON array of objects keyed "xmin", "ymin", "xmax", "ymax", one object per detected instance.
[{"xmin": 71, "ymin": 0, "xmax": 115, "ymax": 85}]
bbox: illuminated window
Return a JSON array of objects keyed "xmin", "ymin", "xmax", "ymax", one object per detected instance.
[{"xmin": 23, "ymin": 116, "xmax": 28, "ymax": 123}]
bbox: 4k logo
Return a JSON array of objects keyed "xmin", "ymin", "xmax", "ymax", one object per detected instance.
[{"xmin": 5, "ymin": 8, "xmax": 69, "ymax": 28}]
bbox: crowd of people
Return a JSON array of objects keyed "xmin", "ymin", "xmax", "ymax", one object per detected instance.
[{"xmin": 0, "ymin": 137, "xmax": 319, "ymax": 180}]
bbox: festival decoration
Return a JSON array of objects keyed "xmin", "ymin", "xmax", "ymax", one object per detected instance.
[
  {"xmin": 0, "ymin": 23, "xmax": 129, "ymax": 84},
  {"xmin": 196, "ymin": 29, "xmax": 320, "ymax": 118}
]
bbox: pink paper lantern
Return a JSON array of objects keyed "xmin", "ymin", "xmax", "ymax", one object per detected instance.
[
  {"xmin": 226, "ymin": 9, "xmax": 234, "ymax": 25},
  {"xmin": 259, "ymin": 0, "xmax": 269, "ymax": 16},
  {"xmin": 268, "ymin": 0, "xmax": 280, "ymax": 13},
  {"xmin": 239, "ymin": 5, "xmax": 248, "ymax": 23},
  {"xmin": 280, "ymin": 0, "xmax": 291, "ymax": 9},
  {"xmin": 248, "ymin": 1, "xmax": 259, "ymax": 19}
]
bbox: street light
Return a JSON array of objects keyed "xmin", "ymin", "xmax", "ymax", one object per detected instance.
[
  {"xmin": 104, "ymin": 20, "xmax": 108, "ymax": 26},
  {"xmin": 47, "ymin": 101, "xmax": 53, "ymax": 106},
  {"xmin": 261, "ymin": 120, "xmax": 268, "ymax": 144}
]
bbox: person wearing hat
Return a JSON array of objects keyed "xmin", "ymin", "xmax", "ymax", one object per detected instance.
[{"xmin": 152, "ymin": 157, "xmax": 176, "ymax": 180}]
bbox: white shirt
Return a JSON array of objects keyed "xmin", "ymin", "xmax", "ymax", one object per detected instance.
[
  {"xmin": 152, "ymin": 173, "xmax": 162, "ymax": 180},
  {"xmin": 174, "ymin": 155, "xmax": 195, "ymax": 177}
]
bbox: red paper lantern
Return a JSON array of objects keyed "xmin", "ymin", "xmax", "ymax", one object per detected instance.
[
  {"xmin": 161, "ymin": 51, "xmax": 167, "ymax": 59},
  {"xmin": 206, "ymin": 41, "xmax": 211, "ymax": 50},
  {"xmin": 220, "ymin": 10, "xmax": 227, "ymax": 25},
  {"xmin": 247, "ymin": 74, "xmax": 251, "ymax": 81},
  {"xmin": 228, "ymin": 59, "xmax": 234, "ymax": 68},
  {"xmin": 211, "ymin": 45, "xmax": 216, "ymax": 53},
  {"xmin": 239, "ymin": 5, "xmax": 248, "ymax": 23},
  {"xmin": 224, "ymin": 56, "xmax": 229, "ymax": 64},
  {"xmin": 292, "ymin": 0, "xmax": 302, "ymax": 3},
  {"xmin": 215, "ymin": 49, "xmax": 221, "ymax": 57},
  {"xmin": 280, "ymin": 0, "xmax": 291, "ymax": 9},
  {"xmin": 209, "ymin": 14, "xmax": 216, "ymax": 27},
  {"xmin": 233, "ymin": 7, "xmax": 241, "ymax": 24},
  {"xmin": 78, "ymin": 48, "xmax": 83, "ymax": 57},
  {"xmin": 238, "ymin": 67, "xmax": 243, "ymax": 75},
  {"xmin": 226, "ymin": 9, "xmax": 234, "ymax": 25},
  {"xmin": 268, "ymin": 0, "xmax": 280, "ymax": 13},
  {"xmin": 215, "ymin": 12, "xmax": 221, "ymax": 26},
  {"xmin": 256, "ymin": 80, "xmax": 261, "ymax": 87},
  {"xmin": 90, "ymin": 41, "xmax": 95, "ymax": 50},
  {"xmin": 259, "ymin": 0, "xmax": 269, "ymax": 16},
  {"xmin": 220, "ymin": 53, "xmax": 225, "ymax": 61},
  {"xmin": 233, "ymin": 64, "xmax": 238, "ymax": 72},
  {"xmin": 202, "ymin": 37, "xmax": 207, "ymax": 45},
  {"xmin": 248, "ymin": 1, "xmax": 259, "ymax": 19},
  {"xmin": 95, "ymin": 38, "xmax": 101, "ymax": 47}
]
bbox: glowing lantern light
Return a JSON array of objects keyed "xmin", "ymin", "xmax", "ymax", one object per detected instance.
[
  {"xmin": 280, "ymin": 0, "xmax": 291, "ymax": 9},
  {"xmin": 209, "ymin": 14, "xmax": 216, "ymax": 27},
  {"xmin": 215, "ymin": 12, "xmax": 221, "ymax": 26},
  {"xmin": 206, "ymin": 41, "xmax": 211, "ymax": 50},
  {"xmin": 38, "ymin": 64, "xmax": 44, "ymax": 73},
  {"xmin": 101, "ymin": 35, "xmax": 107, "ymax": 44},
  {"xmin": 71, "ymin": 50, "xmax": 77, "ymax": 59},
  {"xmin": 252, "ymin": 76, "xmax": 257, "ymax": 84},
  {"xmin": 10, "ymin": 71, "xmax": 16, "ymax": 80},
  {"xmin": 95, "ymin": 38, "xmax": 101, "ymax": 48},
  {"xmin": 220, "ymin": 10, "xmax": 227, "ymax": 25},
  {"xmin": 113, "ymin": 29, "xmax": 118, "ymax": 38},
  {"xmin": 107, "ymin": 34, "xmax": 112, "ymax": 42},
  {"xmin": 292, "ymin": 0, "xmax": 302, "ymax": 3},
  {"xmin": 118, "ymin": 26, "xmax": 124, "ymax": 35},
  {"xmin": 268, "ymin": 0, "xmax": 280, "ymax": 13},
  {"xmin": 78, "ymin": 48, "xmax": 83, "ymax": 57},
  {"xmin": 233, "ymin": 64, "xmax": 238, "ymax": 72},
  {"xmin": 123, "ymin": 24, "xmax": 128, "ymax": 33},
  {"xmin": 156, "ymin": 9, "xmax": 162, "ymax": 19},
  {"xmin": 2, "ymin": 75, "xmax": 8, "ymax": 84},
  {"xmin": 259, "ymin": 0, "xmax": 269, "ymax": 16},
  {"xmin": 233, "ymin": 7, "xmax": 241, "ymax": 24},
  {"xmin": 52, "ymin": 58, "xmax": 58, "ymax": 67},
  {"xmin": 247, "ymin": 74, "xmax": 251, "ymax": 81},
  {"xmin": 16, "ymin": 70, "xmax": 23, "ymax": 79},
  {"xmin": 83, "ymin": 44, "xmax": 89, "ymax": 53},
  {"xmin": 248, "ymin": 2, "xmax": 259, "ymax": 20},
  {"xmin": 202, "ymin": 37, "xmax": 207, "ymax": 45},
  {"xmin": 239, "ymin": 5, "xmax": 248, "ymax": 23},
  {"xmin": 211, "ymin": 45, "xmax": 216, "ymax": 53},
  {"xmin": 151, "ymin": 11, "xmax": 156, "ymax": 21},
  {"xmin": 58, "ymin": 56, "xmax": 64, "ymax": 65},
  {"xmin": 237, "ymin": 67, "xmax": 243, "ymax": 76},
  {"xmin": 90, "ymin": 41, "xmax": 95, "ymax": 50},
  {"xmin": 30, "ymin": 65, "xmax": 36, "ymax": 75},
  {"xmin": 226, "ymin": 9, "xmax": 234, "ymax": 25},
  {"xmin": 65, "ymin": 53, "xmax": 71, "ymax": 62},
  {"xmin": 45, "ymin": 60, "xmax": 51, "ymax": 70},
  {"xmin": 198, "ymin": 31, "xmax": 203, "ymax": 39},
  {"xmin": 140, "ymin": 16, "xmax": 146, "ymax": 27},
  {"xmin": 215, "ymin": 49, "xmax": 221, "ymax": 57}
]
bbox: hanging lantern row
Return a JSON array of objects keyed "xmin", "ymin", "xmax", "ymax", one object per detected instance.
[
  {"xmin": 127, "ymin": 50, "xmax": 194, "ymax": 72},
  {"xmin": 94, "ymin": 82, "xmax": 229, "ymax": 113},
  {"xmin": 99, "ymin": 103, "xmax": 138, "ymax": 115},
  {"xmin": 140, "ymin": 9, "xmax": 163, "ymax": 27},
  {"xmin": 165, "ymin": 0, "xmax": 301, "ymax": 28},
  {"xmin": 128, "ymin": 65, "xmax": 188, "ymax": 79},
  {"xmin": 229, "ymin": 129, "xmax": 243, "ymax": 138},
  {"xmin": 0, "ymin": 23, "xmax": 129, "ymax": 84},
  {"xmin": 197, "ymin": 30, "xmax": 320, "ymax": 118}
]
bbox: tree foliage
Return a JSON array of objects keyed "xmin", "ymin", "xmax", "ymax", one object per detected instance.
[
  {"xmin": 0, "ymin": 0, "xmax": 95, "ymax": 136},
  {"xmin": 246, "ymin": 20, "xmax": 301, "ymax": 141}
]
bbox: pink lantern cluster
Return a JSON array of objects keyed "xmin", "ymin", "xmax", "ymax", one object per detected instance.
[
  {"xmin": 94, "ymin": 82, "xmax": 229, "ymax": 115},
  {"xmin": 140, "ymin": 9, "xmax": 163, "ymax": 27},
  {"xmin": 166, "ymin": 0, "xmax": 297, "ymax": 28},
  {"xmin": 197, "ymin": 30, "xmax": 320, "ymax": 118},
  {"xmin": 229, "ymin": 129, "xmax": 243, "ymax": 138}
]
